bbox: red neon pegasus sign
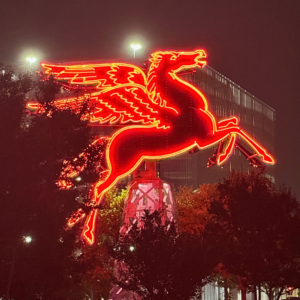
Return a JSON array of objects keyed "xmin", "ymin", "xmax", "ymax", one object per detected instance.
[{"xmin": 27, "ymin": 50, "xmax": 275, "ymax": 244}]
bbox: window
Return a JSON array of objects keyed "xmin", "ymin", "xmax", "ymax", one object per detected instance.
[
  {"xmin": 254, "ymin": 100, "xmax": 263, "ymax": 113},
  {"xmin": 245, "ymin": 94, "xmax": 252, "ymax": 109},
  {"xmin": 263, "ymin": 106, "xmax": 274, "ymax": 121},
  {"xmin": 232, "ymin": 85, "xmax": 240, "ymax": 105}
]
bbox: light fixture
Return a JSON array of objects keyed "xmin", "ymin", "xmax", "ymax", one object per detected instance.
[
  {"xmin": 130, "ymin": 44, "xmax": 141, "ymax": 58},
  {"xmin": 23, "ymin": 236, "xmax": 32, "ymax": 243},
  {"xmin": 26, "ymin": 57, "xmax": 37, "ymax": 66}
]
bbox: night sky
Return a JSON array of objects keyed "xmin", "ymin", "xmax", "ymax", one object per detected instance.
[{"xmin": 1, "ymin": 0, "xmax": 299, "ymax": 196}]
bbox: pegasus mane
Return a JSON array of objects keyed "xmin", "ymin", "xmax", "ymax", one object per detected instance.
[{"xmin": 146, "ymin": 52, "xmax": 179, "ymax": 112}]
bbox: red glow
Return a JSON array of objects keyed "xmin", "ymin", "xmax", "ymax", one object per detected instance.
[
  {"xmin": 27, "ymin": 50, "xmax": 275, "ymax": 244},
  {"xmin": 67, "ymin": 208, "xmax": 86, "ymax": 227}
]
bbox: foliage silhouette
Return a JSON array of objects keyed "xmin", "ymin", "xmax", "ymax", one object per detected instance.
[
  {"xmin": 112, "ymin": 209, "xmax": 218, "ymax": 300},
  {"xmin": 207, "ymin": 171, "xmax": 300, "ymax": 300},
  {"xmin": 0, "ymin": 67, "xmax": 94, "ymax": 300}
]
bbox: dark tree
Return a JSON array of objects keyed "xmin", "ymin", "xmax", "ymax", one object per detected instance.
[
  {"xmin": 112, "ymin": 210, "xmax": 218, "ymax": 300},
  {"xmin": 208, "ymin": 171, "xmax": 300, "ymax": 300},
  {"xmin": 69, "ymin": 187, "xmax": 127, "ymax": 300},
  {"xmin": 176, "ymin": 183, "xmax": 219, "ymax": 235},
  {"xmin": 0, "ymin": 67, "xmax": 94, "ymax": 300}
]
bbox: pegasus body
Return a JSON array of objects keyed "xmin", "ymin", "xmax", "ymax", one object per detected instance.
[{"xmin": 27, "ymin": 50, "xmax": 275, "ymax": 244}]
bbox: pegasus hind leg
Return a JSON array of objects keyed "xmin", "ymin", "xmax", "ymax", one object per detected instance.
[
  {"xmin": 82, "ymin": 126, "xmax": 166, "ymax": 244},
  {"xmin": 82, "ymin": 155, "xmax": 144, "ymax": 244}
]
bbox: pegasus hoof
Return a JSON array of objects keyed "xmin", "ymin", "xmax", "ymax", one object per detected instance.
[
  {"xmin": 262, "ymin": 153, "xmax": 275, "ymax": 164},
  {"xmin": 207, "ymin": 156, "xmax": 217, "ymax": 168}
]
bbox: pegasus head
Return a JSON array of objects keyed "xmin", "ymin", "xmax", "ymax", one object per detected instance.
[{"xmin": 150, "ymin": 50, "xmax": 206, "ymax": 73}]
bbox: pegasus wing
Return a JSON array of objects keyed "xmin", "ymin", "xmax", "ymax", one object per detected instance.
[
  {"xmin": 41, "ymin": 63, "xmax": 147, "ymax": 90},
  {"xmin": 88, "ymin": 85, "xmax": 170, "ymax": 127},
  {"xmin": 26, "ymin": 85, "xmax": 172, "ymax": 128}
]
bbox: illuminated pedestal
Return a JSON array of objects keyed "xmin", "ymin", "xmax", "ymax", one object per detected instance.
[{"xmin": 109, "ymin": 162, "xmax": 176, "ymax": 300}]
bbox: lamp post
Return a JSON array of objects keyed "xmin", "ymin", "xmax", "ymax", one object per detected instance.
[
  {"xmin": 26, "ymin": 57, "xmax": 37, "ymax": 66},
  {"xmin": 5, "ymin": 236, "xmax": 33, "ymax": 300},
  {"xmin": 130, "ymin": 44, "xmax": 141, "ymax": 59},
  {"xmin": 23, "ymin": 235, "xmax": 32, "ymax": 243}
]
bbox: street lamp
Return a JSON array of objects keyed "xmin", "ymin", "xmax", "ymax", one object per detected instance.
[
  {"xmin": 26, "ymin": 56, "xmax": 37, "ymax": 66},
  {"xmin": 6, "ymin": 235, "xmax": 33, "ymax": 299},
  {"xmin": 23, "ymin": 236, "xmax": 32, "ymax": 243},
  {"xmin": 130, "ymin": 44, "xmax": 141, "ymax": 59}
]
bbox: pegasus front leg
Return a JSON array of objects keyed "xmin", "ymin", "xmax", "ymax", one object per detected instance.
[
  {"xmin": 204, "ymin": 126, "xmax": 275, "ymax": 165},
  {"xmin": 206, "ymin": 116, "xmax": 274, "ymax": 167},
  {"xmin": 207, "ymin": 118, "xmax": 239, "ymax": 167},
  {"xmin": 207, "ymin": 134, "xmax": 237, "ymax": 168}
]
